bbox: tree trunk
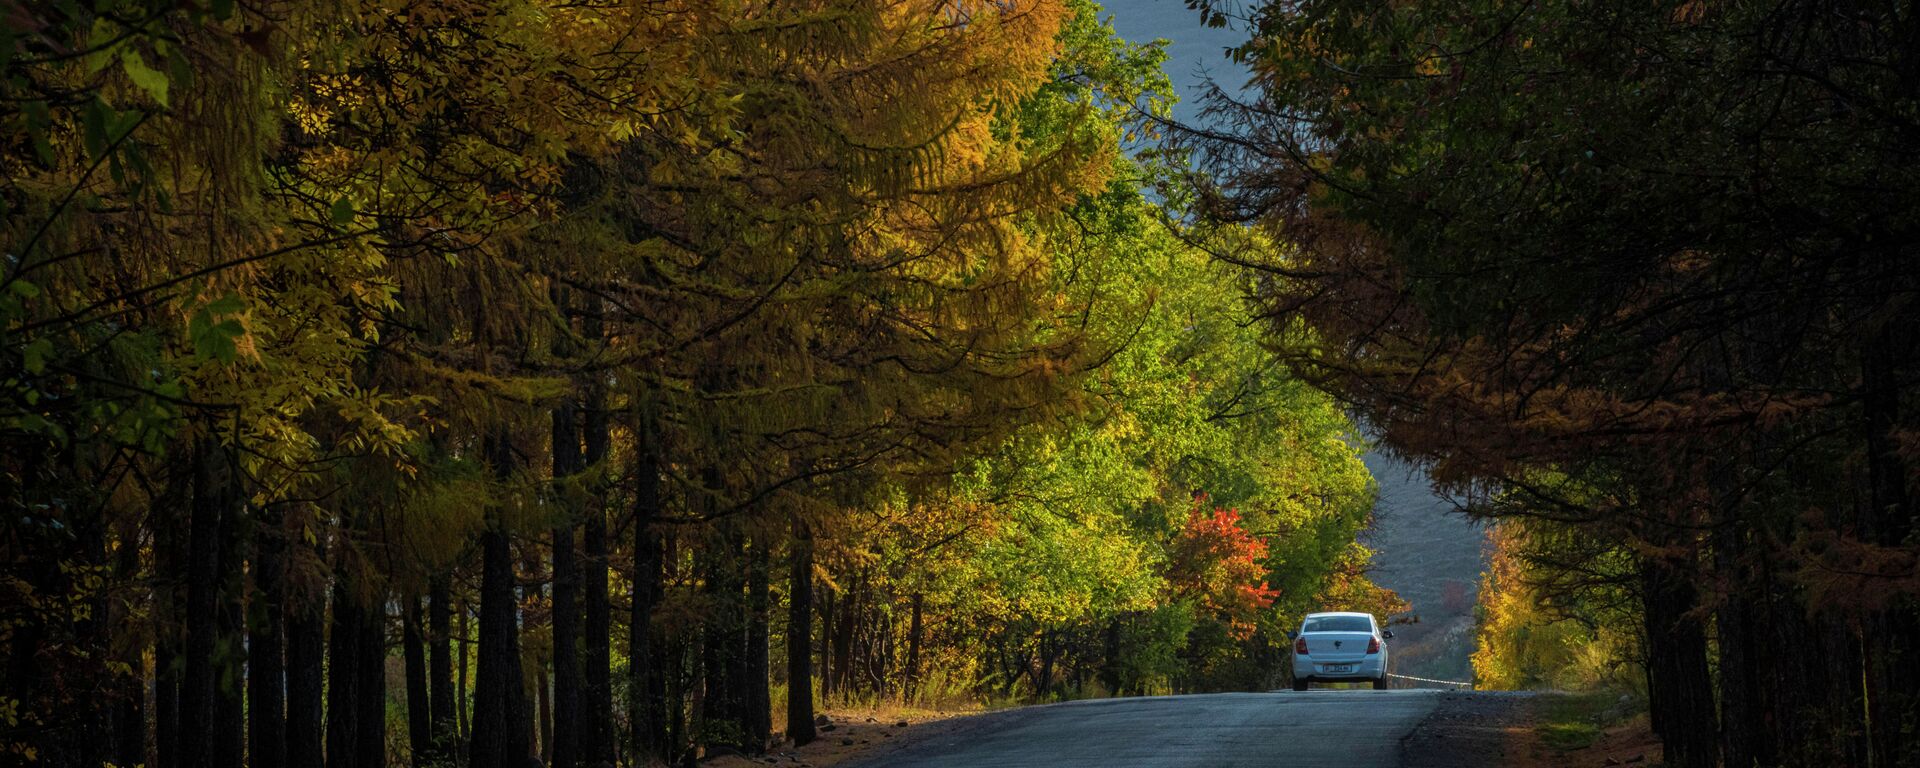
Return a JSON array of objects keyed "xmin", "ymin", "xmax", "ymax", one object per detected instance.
[
  {"xmin": 112, "ymin": 515, "xmax": 146, "ymax": 768},
  {"xmin": 746, "ymin": 537, "xmax": 772, "ymax": 752},
  {"xmin": 1860, "ymin": 317, "xmax": 1918, "ymax": 768},
  {"xmin": 830, "ymin": 580, "xmax": 854, "ymax": 696},
  {"xmin": 155, "ymin": 475, "xmax": 187, "ymax": 768},
  {"xmin": 472, "ymin": 429, "xmax": 531, "ymax": 768},
  {"xmin": 250, "ymin": 513, "xmax": 288, "ymax": 768},
  {"xmin": 182, "ymin": 442, "xmax": 234, "ymax": 768},
  {"xmin": 213, "ymin": 485, "xmax": 246, "ymax": 768},
  {"xmin": 787, "ymin": 518, "xmax": 816, "ymax": 747},
  {"xmin": 905, "ymin": 592, "xmax": 924, "ymax": 702},
  {"xmin": 457, "ymin": 598, "xmax": 470, "ymax": 749},
  {"xmin": 538, "ymin": 654, "xmax": 554, "ymax": 765},
  {"xmin": 818, "ymin": 584, "xmax": 834, "ymax": 703},
  {"xmin": 551, "ymin": 401, "xmax": 582, "ymax": 768},
  {"xmin": 666, "ymin": 624, "xmax": 688, "ymax": 768},
  {"xmin": 699, "ymin": 526, "xmax": 746, "ymax": 753},
  {"xmin": 428, "ymin": 578, "xmax": 457, "ymax": 762},
  {"xmin": 1100, "ymin": 619, "xmax": 1123, "ymax": 696},
  {"xmin": 1641, "ymin": 554, "xmax": 1718, "ymax": 768},
  {"xmin": 629, "ymin": 435, "xmax": 665, "ymax": 763},
  {"xmin": 286, "ymin": 561, "xmax": 326, "ymax": 768},
  {"xmin": 357, "ymin": 599, "xmax": 387, "ymax": 768},
  {"xmin": 472, "ymin": 523, "xmax": 525, "ymax": 768},
  {"xmin": 1711, "ymin": 542, "xmax": 1763, "ymax": 768},
  {"xmin": 580, "ymin": 307, "xmax": 614, "ymax": 768},
  {"xmin": 327, "ymin": 578, "xmax": 364, "ymax": 768},
  {"xmin": 404, "ymin": 597, "xmax": 432, "ymax": 766}
]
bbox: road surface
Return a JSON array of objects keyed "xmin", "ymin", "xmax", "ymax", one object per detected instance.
[{"xmin": 840, "ymin": 690, "xmax": 1528, "ymax": 768}]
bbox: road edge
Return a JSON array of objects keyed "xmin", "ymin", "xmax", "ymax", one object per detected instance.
[{"xmin": 1396, "ymin": 691, "xmax": 1538, "ymax": 768}]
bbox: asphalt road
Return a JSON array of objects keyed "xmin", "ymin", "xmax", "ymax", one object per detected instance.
[{"xmin": 841, "ymin": 690, "xmax": 1517, "ymax": 768}]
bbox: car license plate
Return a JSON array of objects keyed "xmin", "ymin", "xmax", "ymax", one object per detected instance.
[{"xmin": 1324, "ymin": 664, "xmax": 1353, "ymax": 673}]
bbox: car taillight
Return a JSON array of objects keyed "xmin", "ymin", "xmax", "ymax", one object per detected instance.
[
  {"xmin": 1295, "ymin": 637, "xmax": 1308, "ymax": 655},
  {"xmin": 1367, "ymin": 636, "xmax": 1380, "ymax": 654}
]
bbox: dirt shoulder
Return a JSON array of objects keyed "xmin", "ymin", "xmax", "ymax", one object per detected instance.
[
  {"xmin": 1397, "ymin": 690, "xmax": 1538, "ymax": 767},
  {"xmin": 1494, "ymin": 692, "xmax": 1661, "ymax": 768},
  {"xmin": 701, "ymin": 706, "xmax": 1000, "ymax": 768}
]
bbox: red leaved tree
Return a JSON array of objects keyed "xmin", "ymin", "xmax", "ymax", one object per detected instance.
[{"xmin": 1170, "ymin": 505, "xmax": 1280, "ymax": 638}]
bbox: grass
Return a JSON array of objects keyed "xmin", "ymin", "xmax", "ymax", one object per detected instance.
[{"xmin": 1536, "ymin": 691, "xmax": 1638, "ymax": 752}]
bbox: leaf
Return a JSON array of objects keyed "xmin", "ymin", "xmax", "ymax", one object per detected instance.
[
  {"xmin": 330, "ymin": 197, "xmax": 355, "ymax": 225},
  {"xmin": 83, "ymin": 99, "xmax": 110, "ymax": 159},
  {"xmin": 189, "ymin": 308, "xmax": 243, "ymax": 363},
  {"xmin": 206, "ymin": 293, "xmax": 245, "ymax": 315},
  {"xmin": 167, "ymin": 46, "xmax": 196, "ymax": 92},
  {"xmin": 122, "ymin": 54, "xmax": 170, "ymax": 107},
  {"xmin": 82, "ymin": 19, "xmax": 119, "ymax": 74},
  {"xmin": 23, "ymin": 338, "xmax": 54, "ymax": 375}
]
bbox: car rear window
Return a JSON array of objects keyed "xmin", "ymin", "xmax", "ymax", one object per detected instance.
[{"xmin": 1303, "ymin": 616, "xmax": 1372, "ymax": 633}]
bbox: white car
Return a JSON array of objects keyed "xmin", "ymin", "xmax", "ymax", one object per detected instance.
[{"xmin": 1290, "ymin": 611, "xmax": 1392, "ymax": 690}]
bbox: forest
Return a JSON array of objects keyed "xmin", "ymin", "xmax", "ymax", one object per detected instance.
[
  {"xmin": 1179, "ymin": 0, "xmax": 1920, "ymax": 766},
  {"xmin": 2, "ymin": 1, "xmax": 1400, "ymax": 767},
  {"xmin": 6, "ymin": 1, "xmax": 1919, "ymax": 768}
]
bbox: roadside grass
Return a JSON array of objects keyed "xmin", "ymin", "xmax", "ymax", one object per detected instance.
[{"xmin": 1537, "ymin": 691, "xmax": 1640, "ymax": 752}]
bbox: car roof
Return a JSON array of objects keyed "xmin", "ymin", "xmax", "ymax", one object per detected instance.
[{"xmin": 1302, "ymin": 612, "xmax": 1374, "ymax": 619}]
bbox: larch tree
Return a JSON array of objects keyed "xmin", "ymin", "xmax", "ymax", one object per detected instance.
[{"xmin": 1179, "ymin": 0, "xmax": 1920, "ymax": 765}]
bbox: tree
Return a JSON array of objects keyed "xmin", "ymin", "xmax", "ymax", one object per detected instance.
[{"xmin": 1181, "ymin": 0, "xmax": 1920, "ymax": 764}]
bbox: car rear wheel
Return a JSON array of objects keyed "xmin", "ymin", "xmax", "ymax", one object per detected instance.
[
  {"xmin": 1293, "ymin": 678, "xmax": 1309, "ymax": 692},
  {"xmin": 1371, "ymin": 676, "xmax": 1387, "ymax": 690}
]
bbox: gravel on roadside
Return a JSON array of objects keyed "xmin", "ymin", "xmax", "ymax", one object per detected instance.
[{"xmin": 1397, "ymin": 690, "xmax": 1538, "ymax": 768}]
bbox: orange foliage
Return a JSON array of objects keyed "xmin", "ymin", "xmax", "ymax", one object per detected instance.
[{"xmin": 1170, "ymin": 504, "xmax": 1279, "ymax": 638}]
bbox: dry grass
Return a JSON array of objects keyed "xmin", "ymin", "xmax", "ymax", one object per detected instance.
[{"xmin": 1507, "ymin": 694, "xmax": 1661, "ymax": 768}]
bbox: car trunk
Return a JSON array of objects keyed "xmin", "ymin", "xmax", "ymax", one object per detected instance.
[{"xmin": 1303, "ymin": 632, "xmax": 1372, "ymax": 663}]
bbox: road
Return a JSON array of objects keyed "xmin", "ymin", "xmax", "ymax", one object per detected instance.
[{"xmin": 840, "ymin": 690, "xmax": 1528, "ymax": 768}]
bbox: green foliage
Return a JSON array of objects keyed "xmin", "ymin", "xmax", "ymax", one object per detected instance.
[
  {"xmin": 0, "ymin": 0, "xmax": 1408, "ymax": 762},
  {"xmin": 1471, "ymin": 517, "xmax": 1640, "ymax": 693}
]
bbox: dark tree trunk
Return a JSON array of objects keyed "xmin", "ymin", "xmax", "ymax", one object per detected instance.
[
  {"xmin": 1641, "ymin": 554, "xmax": 1718, "ymax": 768},
  {"xmin": 551, "ymin": 401, "xmax": 582, "ymax": 768},
  {"xmin": 1035, "ymin": 633, "xmax": 1056, "ymax": 698},
  {"xmin": 818, "ymin": 583, "xmax": 834, "ymax": 703},
  {"xmin": 473, "ymin": 431, "xmax": 531, "ymax": 768},
  {"xmin": 1860, "ymin": 317, "xmax": 1918, "ymax": 768},
  {"xmin": 581, "ymin": 309, "xmax": 614, "ymax": 768},
  {"xmin": 629, "ymin": 437, "xmax": 665, "ymax": 764},
  {"xmin": 155, "ymin": 474, "xmax": 187, "ymax": 768},
  {"xmin": 156, "ymin": 636, "xmax": 181, "ymax": 768},
  {"xmin": 699, "ymin": 526, "xmax": 746, "ymax": 753},
  {"xmin": 286, "ymin": 569, "xmax": 326, "ymax": 768},
  {"xmin": 1100, "ymin": 619, "xmax": 1122, "ymax": 696},
  {"xmin": 112, "ymin": 516, "xmax": 146, "ymax": 768},
  {"xmin": 250, "ymin": 513, "xmax": 288, "ymax": 768},
  {"xmin": 182, "ymin": 443, "xmax": 227, "ymax": 768},
  {"xmin": 471, "ymin": 523, "xmax": 525, "ymax": 768},
  {"xmin": 538, "ymin": 655, "xmax": 553, "ymax": 764},
  {"xmin": 357, "ymin": 599, "xmax": 387, "ymax": 768},
  {"xmin": 403, "ymin": 597, "xmax": 432, "ymax": 766},
  {"xmin": 1712, "ymin": 542, "xmax": 1763, "ymax": 768},
  {"xmin": 830, "ymin": 580, "xmax": 854, "ymax": 696},
  {"xmin": 428, "ymin": 578, "xmax": 457, "ymax": 762},
  {"xmin": 327, "ymin": 579, "xmax": 365, "ymax": 768},
  {"xmin": 787, "ymin": 518, "xmax": 816, "ymax": 747},
  {"xmin": 213, "ymin": 497, "xmax": 247, "ymax": 768},
  {"xmin": 457, "ymin": 599, "xmax": 471, "ymax": 749},
  {"xmin": 905, "ymin": 593, "xmax": 924, "ymax": 702},
  {"xmin": 666, "ymin": 625, "xmax": 688, "ymax": 768},
  {"xmin": 746, "ymin": 537, "xmax": 772, "ymax": 752}
]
